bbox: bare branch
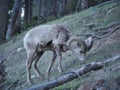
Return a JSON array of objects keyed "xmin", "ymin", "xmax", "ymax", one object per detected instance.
[
  {"xmin": 77, "ymin": 26, "xmax": 120, "ymax": 39},
  {"xmin": 93, "ymin": 26, "xmax": 120, "ymax": 39},
  {"xmin": 103, "ymin": 55, "xmax": 120, "ymax": 64}
]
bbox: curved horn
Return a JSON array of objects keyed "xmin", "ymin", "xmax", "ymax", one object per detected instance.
[{"xmin": 67, "ymin": 36, "xmax": 86, "ymax": 48}]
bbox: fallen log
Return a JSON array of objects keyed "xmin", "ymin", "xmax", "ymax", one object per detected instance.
[
  {"xmin": 25, "ymin": 62, "xmax": 103, "ymax": 90},
  {"xmin": 25, "ymin": 55, "xmax": 120, "ymax": 90}
]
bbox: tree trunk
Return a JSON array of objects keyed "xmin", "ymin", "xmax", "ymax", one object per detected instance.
[
  {"xmin": 0, "ymin": 0, "xmax": 8, "ymax": 43},
  {"xmin": 57, "ymin": 0, "xmax": 62, "ymax": 17},
  {"xmin": 38, "ymin": 0, "xmax": 42, "ymax": 20},
  {"xmin": 50, "ymin": 0, "xmax": 58, "ymax": 18},
  {"xmin": 40, "ymin": 0, "xmax": 46, "ymax": 19},
  {"xmin": 76, "ymin": 0, "xmax": 81, "ymax": 12},
  {"xmin": 81, "ymin": 0, "xmax": 88, "ymax": 10},
  {"xmin": 57, "ymin": 0, "xmax": 66, "ymax": 17},
  {"xmin": 24, "ymin": 0, "xmax": 32, "ymax": 24},
  {"xmin": 6, "ymin": 0, "xmax": 22, "ymax": 39}
]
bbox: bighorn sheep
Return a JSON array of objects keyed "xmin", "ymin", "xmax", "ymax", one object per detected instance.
[{"xmin": 24, "ymin": 24, "xmax": 93, "ymax": 84}]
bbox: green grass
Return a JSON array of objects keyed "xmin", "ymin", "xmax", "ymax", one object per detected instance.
[{"xmin": 53, "ymin": 79, "xmax": 81, "ymax": 90}]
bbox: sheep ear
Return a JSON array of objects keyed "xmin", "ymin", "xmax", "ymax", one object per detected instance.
[{"xmin": 85, "ymin": 37, "xmax": 93, "ymax": 50}]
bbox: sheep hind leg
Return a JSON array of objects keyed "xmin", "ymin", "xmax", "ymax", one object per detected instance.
[
  {"xmin": 55, "ymin": 46, "xmax": 64, "ymax": 73},
  {"xmin": 32, "ymin": 52, "xmax": 44, "ymax": 79},
  {"xmin": 26, "ymin": 50, "xmax": 36, "ymax": 84},
  {"xmin": 46, "ymin": 50, "xmax": 56, "ymax": 81}
]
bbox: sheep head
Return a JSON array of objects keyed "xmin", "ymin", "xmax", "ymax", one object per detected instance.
[{"xmin": 67, "ymin": 36, "xmax": 93, "ymax": 61}]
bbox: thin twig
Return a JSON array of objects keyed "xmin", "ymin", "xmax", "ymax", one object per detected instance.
[{"xmin": 77, "ymin": 26, "xmax": 120, "ymax": 39}]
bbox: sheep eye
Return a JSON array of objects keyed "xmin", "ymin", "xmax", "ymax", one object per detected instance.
[
  {"xmin": 80, "ymin": 50, "xmax": 83, "ymax": 53},
  {"xmin": 77, "ymin": 43, "xmax": 81, "ymax": 47}
]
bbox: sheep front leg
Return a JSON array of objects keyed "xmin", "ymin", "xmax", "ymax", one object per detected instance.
[
  {"xmin": 55, "ymin": 45, "xmax": 64, "ymax": 73},
  {"xmin": 46, "ymin": 50, "xmax": 57, "ymax": 80}
]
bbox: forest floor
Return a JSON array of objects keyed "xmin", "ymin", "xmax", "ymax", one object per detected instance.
[{"xmin": 0, "ymin": 1, "xmax": 120, "ymax": 90}]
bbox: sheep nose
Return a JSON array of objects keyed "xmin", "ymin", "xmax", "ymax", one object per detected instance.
[{"xmin": 78, "ymin": 54, "xmax": 86, "ymax": 61}]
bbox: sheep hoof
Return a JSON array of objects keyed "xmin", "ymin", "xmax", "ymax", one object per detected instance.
[
  {"xmin": 46, "ymin": 75, "xmax": 50, "ymax": 81},
  {"xmin": 38, "ymin": 75, "xmax": 44, "ymax": 80},
  {"xmin": 58, "ymin": 68, "xmax": 64, "ymax": 73},
  {"xmin": 27, "ymin": 80, "xmax": 34, "ymax": 85},
  {"xmin": 47, "ymin": 78, "xmax": 50, "ymax": 81},
  {"xmin": 80, "ymin": 61, "xmax": 86, "ymax": 65}
]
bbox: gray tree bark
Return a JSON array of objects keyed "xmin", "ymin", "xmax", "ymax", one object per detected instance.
[
  {"xmin": 50, "ymin": 0, "xmax": 58, "ymax": 18},
  {"xmin": 76, "ymin": 0, "xmax": 81, "ymax": 12},
  {"xmin": 24, "ymin": 0, "xmax": 32, "ymax": 24},
  {"xmin": 0, "ymin": 0, "xmax": 8, "ymax": 43},
  {"xmin": 81, "ymin": 0, "xmax": 88, "ymax": 10},
  {"xmin": 57, "ymin": 0, "xmax": 66, "ymax": 17},
  {"xmin": 6, "ymin": 0, "xmax": 22, "ymax": 39},
  {"xmin": 38, "ymin": 0, "xmax": 42, "ymax": 20}
]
